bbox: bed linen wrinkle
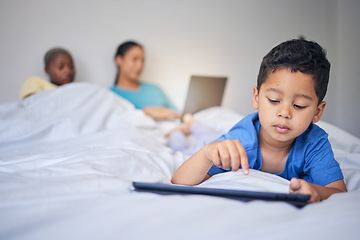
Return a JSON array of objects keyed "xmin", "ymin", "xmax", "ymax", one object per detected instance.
[{"xmin": 0, "ymin": 83, "xmax": 359, "ymax": 240}]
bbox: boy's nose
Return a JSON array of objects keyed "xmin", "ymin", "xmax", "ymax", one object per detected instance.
[
  {"xmin": 64, "ymin": 66, "xmax": 74, "ymax": 74},
  {"xmin": 63, "ymin": 66, "xmax": 70, "ymax": 73},
  {"xmin": 277, "ymin": 105, "xmax": 292, "ymax": 119}
]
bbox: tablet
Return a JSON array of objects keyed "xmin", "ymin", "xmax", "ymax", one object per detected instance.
[{"xmin": 132, "ymin": 181, "xmax": 310, "ymax": 208}]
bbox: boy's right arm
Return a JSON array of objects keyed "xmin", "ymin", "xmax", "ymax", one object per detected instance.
[{"xmin": 171, "ymin": 139, "xmax": 249, "ymax": 185}]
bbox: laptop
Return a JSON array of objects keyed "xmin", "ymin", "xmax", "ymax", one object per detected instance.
[
  {"xmin": 182, "ymin": 75, "xmax": 227, "ymax": 115},
  {"xmin": 132, "ymin": 181, "xmax": 310, "ymax": 208}
]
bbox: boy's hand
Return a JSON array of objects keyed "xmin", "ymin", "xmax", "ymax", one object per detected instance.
[
  {"xmin": 290, "ymin": 178, "xmax": 347, "ymax": 203},
  {"xmin": 289, "ymin": 178, "xmax": 320, "ymax": 203},
  {"xmin": 171, "ymin": 139, "xmax": 250, "ymax": 185},
  {"xmin": 204, "ymin": 139, "xmax": 249, "ymax": 175}
]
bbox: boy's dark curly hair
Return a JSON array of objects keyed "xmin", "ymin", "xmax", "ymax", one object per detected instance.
[
  {"xmin": 44, "ymin": 47, "xmax": 72, "ymax": 67},
  {"xmin": 257, "ymin": 39, "xmax": 330, "ymax": 104}
]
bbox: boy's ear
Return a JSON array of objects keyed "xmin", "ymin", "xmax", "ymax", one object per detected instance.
[
  {"xmin": 44, "ymin": 66, "xmax": 49, "ymax": 74},
  {"xmin": 252, "ymin": 86, "xmax": 259, "ymax": 109},
  {"xmin": 312, "ymin": 101, "xmax": 326, "ymax": 123}
]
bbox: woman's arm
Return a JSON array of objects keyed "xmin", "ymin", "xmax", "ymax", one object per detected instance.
[{"xmin": 143, "ymin": 106, "xmax": 180, "ymax": 120}]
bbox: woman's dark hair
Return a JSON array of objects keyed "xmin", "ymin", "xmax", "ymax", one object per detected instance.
[
  {"xmin": 114, "ymin": 41, "xmax": 143, "ymax": 85},
  {"xmin": 257, "ymin": 39, "xmax": 330, "ymax": 104}
]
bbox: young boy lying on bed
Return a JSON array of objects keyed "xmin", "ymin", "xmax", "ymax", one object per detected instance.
[
  {"xmin": 19, "ymin": 47, "xmax": 76, "ymax": 99},
  {"xmin": 171, "ymin": 39, "xmax": 347, "ymax": 203}
]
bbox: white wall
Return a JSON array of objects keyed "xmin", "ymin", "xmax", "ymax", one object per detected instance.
[
  {"xmin": 0, "ymin": 0, "xmax": 359, "ymax": 137},
  {"xmin": 336, "ymin": 0, "xmax": 360, "ymax": 137}
]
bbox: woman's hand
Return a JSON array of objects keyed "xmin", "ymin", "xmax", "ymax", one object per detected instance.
[{"xmin": 143, "ymin": 106, "xmax": 180, "ymax": 120}]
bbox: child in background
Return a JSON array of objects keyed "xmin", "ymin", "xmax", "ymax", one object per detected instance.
[
  {"xmin": 19, "ymin": 47, "xmax": 75, "ymax": 99},
  {"xmin": 171, "ymin": 39, "xmax": 347, "ymax": 203}
]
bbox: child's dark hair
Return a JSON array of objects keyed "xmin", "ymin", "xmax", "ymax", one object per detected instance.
[
  {"xmin": 114, "ymin": 41, "xmax": 143, "ymax": 85},
  {"xmin": 44, "ymin": 47, "xmax": 72, "ymax": 67},
  {"xmin": 257, "ymin": 39, "xmax": 330, "ymax": 104}
]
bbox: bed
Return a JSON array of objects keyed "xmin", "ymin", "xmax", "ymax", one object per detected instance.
[{"xmin": 1, "ymin": 82, "xmax": 359, "ymax": 240}]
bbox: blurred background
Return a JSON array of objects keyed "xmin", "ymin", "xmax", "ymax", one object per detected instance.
[{"xmin": 0, "ymin": 0, "xmax": 359, "ymax": 137}]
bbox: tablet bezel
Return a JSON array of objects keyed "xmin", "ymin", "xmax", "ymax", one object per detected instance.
[{"xmin": 132, "ymin": 181, "xmax": 310, "ymax": 208}]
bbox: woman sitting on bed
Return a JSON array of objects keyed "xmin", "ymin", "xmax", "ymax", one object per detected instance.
[
  {"xmin": 110, "ymin": 41, "xmax": 180, "ymax": 120},
  {"xmin": 19, "ymin": 47, "xmax": 76, "ymax": 99}
]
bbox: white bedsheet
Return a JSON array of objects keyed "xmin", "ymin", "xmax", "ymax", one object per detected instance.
[{"xmin": 0, "ymin": 83, "xmax": 359, "ymax": 240}]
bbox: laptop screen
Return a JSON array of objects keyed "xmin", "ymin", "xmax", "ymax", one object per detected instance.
[{"xmin": 182, "ymin": 75, "xmax": 227, "ymax": 114}]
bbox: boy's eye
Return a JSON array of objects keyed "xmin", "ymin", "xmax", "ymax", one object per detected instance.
[
  {"xmin": 294, "ymin": 104, "xmax": 307, "ymax": 109},
  {"xmin": 268, "ymin": 98, "xmax": 279, "ymax": 104}
]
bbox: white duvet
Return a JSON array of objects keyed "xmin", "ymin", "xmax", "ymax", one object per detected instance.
[{"xmin": 0, "ymin": 83, "xmax": 359, "ymax": 240}]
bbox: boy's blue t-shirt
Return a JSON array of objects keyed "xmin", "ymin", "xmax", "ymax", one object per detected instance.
[
  {"xmin": 208, "ymin": 112, "xmax": 344, "ymax": 186},
  {"xmin": 110, "ymin": 82, "xmax": 177, "ymax": 110}
]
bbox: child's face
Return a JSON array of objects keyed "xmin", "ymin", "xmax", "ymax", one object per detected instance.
[
  {"xmin": 45, "ymin": 52, "xmax": 75, "ymax": 86},
  {"xmin": 252, "ymin": 68, "xmax": 326, "ymax": 146},
  {"xmin": 116, "ymin": 46, "xmax": 144, "ymax": 82}
]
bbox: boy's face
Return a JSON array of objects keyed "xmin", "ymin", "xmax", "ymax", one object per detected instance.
[
  {"xmin": 45, "ymin": 52, "xmax": 75, "ymax": 86},
  {"xmin": 252, "ymin": 68, "xmax": 326, "ymax": 146}
]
